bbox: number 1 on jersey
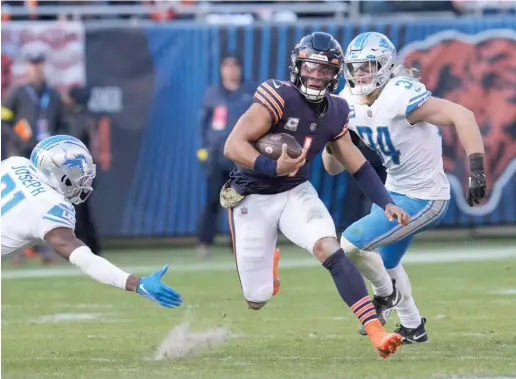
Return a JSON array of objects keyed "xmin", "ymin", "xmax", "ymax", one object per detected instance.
[
  {"xmin": 1, "ymin": 174, "xmax": 26, "ymax": 216},
  {"xmin": 288, "ymin": 136, "xmax": 312, "ymax": 177}
]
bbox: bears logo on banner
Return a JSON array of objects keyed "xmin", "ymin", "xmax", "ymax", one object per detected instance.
[{"xmin": 399, "ymin": 29, "xmax": 516, "ymax": 217}]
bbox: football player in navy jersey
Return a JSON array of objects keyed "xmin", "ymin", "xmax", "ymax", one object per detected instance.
[{"xmin": 222, "ymin": 32, "xmax": 409, "ymax": 358}]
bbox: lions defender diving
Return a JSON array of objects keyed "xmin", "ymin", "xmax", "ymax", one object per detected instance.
[
  {"xmin": 323, "ymin": 32, "xmax": 487, "ymax": 343},
  {"xmin": 1, "ymin": 135, "xmax": 182, "ymax": 309}
]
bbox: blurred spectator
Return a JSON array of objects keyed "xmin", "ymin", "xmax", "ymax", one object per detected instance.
[
  {"xmin": 1, "ymin": 0, "xmax": 36, "ymax": 21},
  {"xmin": 144, "ymin": 0, "xmax": 175, "ymax": 21},
  {"xmin": 1, "ymin": 0, "xmax": 143, "ymax": 21},
  {"xmin": 196, "ymin": 53, "xmax": 257, "ymax": 258},
  {"xmin": 1, "ymin": 50, "xmax": 69, "ymax": 264},
  {"xmin": 143, "ymin": 0, "xmax": 198, "ymax": 22},
  {"xmin": 2, "ymin": 0, "xmax": 63, "ymax": 21},
  {"xmin": 1, "ymin": 50, "xmax": 68, "ymax": 159},
  {"xmin": 5, "ymin": 0, "xmax": 470, "ymax": 22},
  {"xmin": 63, "ymin": 85, "xmax": 103, "ymax": 256},
  {"xmin": 1, "ymin": 54, "xmax": 13, "ymax": 160},
  {"xmin": 340, "ymin": 131, "xmax": 387, "ymax": 230},
  {"xmin": 2, "ymin": 54, "xmax": 13, "ymax": 102}
]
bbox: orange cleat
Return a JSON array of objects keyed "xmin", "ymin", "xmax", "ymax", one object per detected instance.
[
  {"xmin": 372, "ymin": 332, "xmax": 403, "ymax": 359},
  {"xmin": 272, "ymin": 248, "xmax": 281, "ymax": 296},
  {"xmin": 364, "ymin": 319, "xmax": 402, "ymax": 359}
]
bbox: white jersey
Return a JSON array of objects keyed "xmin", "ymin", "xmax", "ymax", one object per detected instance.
[
  {"xmin": 340, "ymin": 76, "xmax": 450, "ymax": 200},
  {"xmin": 1, "ymin": 156, "xmax": 76, "ymax": 256}
]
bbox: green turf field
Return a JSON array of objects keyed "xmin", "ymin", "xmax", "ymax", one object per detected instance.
[{"xmin": 2, "ymin": 240, "xmax": 516, "ymax": 379}]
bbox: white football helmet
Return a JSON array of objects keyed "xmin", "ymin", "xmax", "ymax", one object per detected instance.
[
  {"xmin": 30, "ymin": 135, "xmax": 96, "ymax": 204},
  {"xmin": 344, "ymin": 32, "xmax": 397, "ymax": 96}
]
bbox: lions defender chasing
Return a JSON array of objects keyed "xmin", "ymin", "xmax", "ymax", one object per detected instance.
[
  {"xmin": 222, "ymin": 32, "xmax": 412, "ymax": 358},
  {"xmin": 322, "ymin": 32, "xmax": 487, "ymax": 343},
  {"xmin": 1, "ymin": 135, "xmax": 182, "ymax": 309}
]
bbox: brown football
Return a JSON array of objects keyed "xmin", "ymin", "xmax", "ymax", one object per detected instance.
[{"xmin": 255, "ymin": 133, "xmax": 303, "ymax": 160}]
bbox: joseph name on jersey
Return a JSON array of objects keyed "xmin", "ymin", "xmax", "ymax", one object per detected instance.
[
  {"xmin": 1, "ymin": 156, "xmax": 76, "ymax": 256},
  {"xmin": 340, "ymin": 76, "xmax": 450, "ymax": 200}
]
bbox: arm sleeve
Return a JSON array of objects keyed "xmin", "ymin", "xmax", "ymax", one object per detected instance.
[{"xmin": 69, "ymin": 246, "xmax": 130, "ymax": 290}]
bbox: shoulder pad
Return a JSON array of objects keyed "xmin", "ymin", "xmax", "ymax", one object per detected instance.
[
  {"xmin": 328, "ymin": 95, "xmax": 351, "ymax": 141},
  {"xmin": 253, "ymin": 79, "xmax": 293, "ymax": 124},
  {"xmin": 338, "ymin": 86, "xmax": 354, "ymax": 102},
  {"xmin": 43, "ymin": 202, "xmax": 76, "ymax": 229},
  {"xmin": 383, "ymin": 77, "xmax": 432, "ymax": 117}
]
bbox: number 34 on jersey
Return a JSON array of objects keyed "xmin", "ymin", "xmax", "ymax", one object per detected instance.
[{"xmin": 356, "ymin": 126, "xmax": 401, "ymax": 165}]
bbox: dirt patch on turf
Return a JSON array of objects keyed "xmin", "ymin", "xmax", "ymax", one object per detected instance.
[{"xmin": 152, "ymin": 322, "xmax": 233, "ymax": 360}]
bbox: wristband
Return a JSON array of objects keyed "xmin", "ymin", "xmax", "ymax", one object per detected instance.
[
  {"xmin": 253, "ymin": 154, "xmax": 277, "ymax": 177},
  {"xmin": 469, "ymin": 153, "xmax": 484, "ymax": 172}
]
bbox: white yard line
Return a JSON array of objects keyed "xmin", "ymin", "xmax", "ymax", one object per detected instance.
[
  {"xmin": 2, "ymin": 248, "xmax": 516, "ymax": 280},
  {"xmin": 31, "ymin": 313, "xmax": 109, "ymax": 324}
]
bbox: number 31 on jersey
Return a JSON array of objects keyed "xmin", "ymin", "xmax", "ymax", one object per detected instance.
[{"xmin": 357, "ymin": 126, "xmax": 401, "ymax": 165}]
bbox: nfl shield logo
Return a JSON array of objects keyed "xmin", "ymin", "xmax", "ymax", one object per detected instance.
[
  {"xmin": 310, "ymin": 122, "xmax": 317, "ymax": 132},
  {"xmin": 241, "ymin": 207, "xmax": 248, "ymax": 215}
]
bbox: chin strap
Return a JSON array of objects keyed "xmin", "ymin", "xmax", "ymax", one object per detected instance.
[{"xmin": 299, "ymin": 85, "xmax": 328, "ymax": 102}]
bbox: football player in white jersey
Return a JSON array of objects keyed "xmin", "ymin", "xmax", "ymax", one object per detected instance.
[
  {"xmin": 1, "ymin": 135, "xmax": 182, "ymax": 309},
  {"xmin": 322, "ymin": 32, "xmax": 487, "ymax": 343}
]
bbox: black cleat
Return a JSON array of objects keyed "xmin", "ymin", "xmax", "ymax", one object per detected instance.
[
  {"xmin": 394, "ymin": 318, "xmax": 428, "ymax": 344},
  {"xmin": 359, "ymin": 279, "xmax": 402, "ymax": 336}
]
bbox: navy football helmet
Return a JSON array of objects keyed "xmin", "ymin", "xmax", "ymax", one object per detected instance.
[{"xmin": 289, "ymin": 32, "xmax": 344, "ymax": 102}]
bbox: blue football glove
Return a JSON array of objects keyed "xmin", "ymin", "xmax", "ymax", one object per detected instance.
[{"xmin": 137, "ymin": 265, "xmax": 182, "ymax": 308}]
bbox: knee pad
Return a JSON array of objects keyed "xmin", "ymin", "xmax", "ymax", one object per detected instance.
[
  {"xmin": 312, "ymin": 236, "xmax": 340, "ymax": 260},
  {"xmin": 340, "ymin": 236, "xmax": 360, "ymax": 258}
]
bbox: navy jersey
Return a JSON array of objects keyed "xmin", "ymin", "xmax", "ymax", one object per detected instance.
[{"xmin": 229, "ymin": 79, "xmax": 350, "ymax": 195}]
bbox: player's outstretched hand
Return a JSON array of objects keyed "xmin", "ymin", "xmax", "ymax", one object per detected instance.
[
  {"xmin": 276, "ymin": 143, "xmax": 307, "ymax": 176},
  {"xmin": 384, "ymin": 204, "xmax": 410, "ymax": 226},
  {"xmin": 137, "ymin": 265, "xmax": 183, "ymax": 308}
]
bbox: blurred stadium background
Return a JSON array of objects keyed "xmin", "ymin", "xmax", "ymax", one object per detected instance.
[
  {"xmin": 1, "ymin": 1, "xmax": 516, "ymax": 379},
  {"xmin": 2, "ymin": 0, "xmax": 515, "ymax": 244}
]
